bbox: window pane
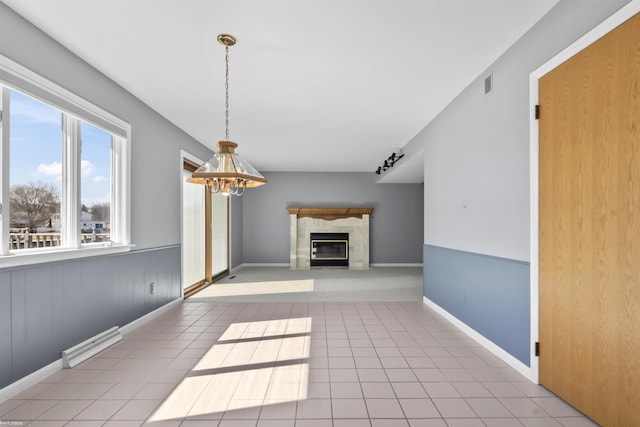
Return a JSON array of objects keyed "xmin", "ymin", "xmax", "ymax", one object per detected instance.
[
  {"xmin": 80, "ymin": 121, "xmax": 112, "ymax": 244},
  {"xmin": 9, "ymin": 90, "xmax": 63, "ymax": 250}
]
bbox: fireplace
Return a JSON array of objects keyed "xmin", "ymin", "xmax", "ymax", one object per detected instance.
[
  {"xmin": 310, "ymin": 232, "xmax": 349, "ymax": 267},
  {"xmin": 288, "ymin": 207, "xmax": 372, "ymax": 269}
]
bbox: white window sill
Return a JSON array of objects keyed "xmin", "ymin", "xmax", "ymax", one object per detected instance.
[{"xmin": 0, "ymin": 244, "xmax": 134, "ymax": 270}]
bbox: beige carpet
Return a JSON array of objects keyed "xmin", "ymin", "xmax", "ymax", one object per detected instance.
[{"xmin": 187, "ymin": 266, "xmax": 423, "ymax": 302}]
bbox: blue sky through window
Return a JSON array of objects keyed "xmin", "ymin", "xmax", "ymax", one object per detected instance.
[
  {"xmin": 80, "ymin": 121, "xmax": 111, "ymax": 207},
  {"xmin": 9, "ymin": 90, "xmax": 111, "ymax": 207}
]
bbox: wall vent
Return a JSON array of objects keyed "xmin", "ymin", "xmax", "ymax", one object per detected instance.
[
  {"xmin": 61, "ymin": 326, "xmax": 122, "ymax": 368},
  {"xmin": 484, "ymin": 72, "xmax": 493, "ymax": 94}
]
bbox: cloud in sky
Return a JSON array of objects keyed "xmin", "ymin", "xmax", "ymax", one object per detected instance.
[
  {"xmin": 35, "ymin": 161, "xmax": 62, "ymax": 181},
  {"xmin": 82, "ymin": 161, "xmax": 108, "ymax": 186},
  {"xmin": 81, "ymin": 160, "xmax": 96, "ymax": 177},
  {"xmin": 34, "ymin": 160, "xmax": 103, "ymax": 183}
]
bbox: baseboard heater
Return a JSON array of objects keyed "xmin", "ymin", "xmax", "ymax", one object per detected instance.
[{"xmin": 61, "ymin": 326, "xmax": 122, "ymax": 368}]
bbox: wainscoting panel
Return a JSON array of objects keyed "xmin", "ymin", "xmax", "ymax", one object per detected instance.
[
  {"xmin": 10, "ymin": 269, "xmax": 27, "ymax": 382},
  {"xmin": 25, "ymin": 265, "xmax": 57, "ymax": 378},
  {"xmin": 0, "ymin": 272, "xmax": 12, "ymax": 387},
  {"xmin": 423, "ymin": 244, "xmax": 530, "ymax": 365},
  {"xmin": 0, "ymin": 245, "xmax": 181, "ymax": 389}
]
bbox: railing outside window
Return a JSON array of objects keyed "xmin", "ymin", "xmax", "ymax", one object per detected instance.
[{"xmin": 9, "ymin": 231, "xmax": 111, "ymax": 249}]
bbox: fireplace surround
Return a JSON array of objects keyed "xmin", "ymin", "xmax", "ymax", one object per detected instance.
[{"xmin": 288, "ymin": 207, "xmax": 373, "ymax": 269}]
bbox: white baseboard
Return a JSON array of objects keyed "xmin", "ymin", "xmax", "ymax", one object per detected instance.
[
  {"xmin": 0, "ymin": 359, "xmax": 63, "ymax": 403},
  {"xmin": 234, "ymin": 263, "xmax": 290, "ymax": 270},
  {"xmin": 423, "ymin": 296, "xmax": 534, "ymax": 382},
  {"xmin": 119, "ymin": 297, "xmax": 182, "ymax": 335},
  {"xmin": 370, "ymin": 263, "xmax": 423, "ymax": 267},
  {"xmin": 232, "ymin": 263, "xmax": 423, "ymax": 270},
  {"xmin": 0, "ymin": 297, "xmax": 183, "ymax": 403}
]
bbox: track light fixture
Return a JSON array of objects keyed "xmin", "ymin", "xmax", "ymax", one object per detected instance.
[{"xmin": 374, "ymin": 152, "xmax": 405, "ymax": 174}]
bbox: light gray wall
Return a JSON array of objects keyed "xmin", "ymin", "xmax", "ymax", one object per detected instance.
[
  {"xmin": 242, "ymin": 172, "xmax": 424, "ymax": 264},
  {"xmin": 416, "ymin": 0, "xmax": 631, "ymax": 365},
  {"xmin": 407, "ymin": 0, "xmax": 630, "ymax": 261},
  {"xmin": 0, "ymin": 4, "xmax": 213, "ymax": 386}
]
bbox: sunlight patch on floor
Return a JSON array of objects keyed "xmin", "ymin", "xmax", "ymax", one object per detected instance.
[
  {"xmin": 148, "ymin": 317, "xmax": 311, "ymax": 421},
  {"xmin": 189, "ymin": 279, "xmax": 315, "ymax": 298}
]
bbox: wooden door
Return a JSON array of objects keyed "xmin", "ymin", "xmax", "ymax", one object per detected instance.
[{"xmin": 539, "ymin": 12, "xmax": 640, "ymax": 426}]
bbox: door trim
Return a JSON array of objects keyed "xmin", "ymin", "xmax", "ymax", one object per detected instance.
[{"xmin": 529, "ymin": 0, "xmax": 640, "ymax": 384}]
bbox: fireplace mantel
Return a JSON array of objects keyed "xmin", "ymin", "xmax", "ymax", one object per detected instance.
[
  {"xmin": 287, "ymin": 207, "xmax": 373, "ymax": 221},
  {"xmin": 288, "ymin": 207, "xmax": 373, "ymax": 269}
]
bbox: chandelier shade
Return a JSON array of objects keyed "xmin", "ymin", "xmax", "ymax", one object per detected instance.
[
  {"xmin": 188, "ymin": 33, "xmax": 267, "ymax": 196},
  {"xmin": 189, "ymin": 141, "xmax": 267, "ymax": 195}
]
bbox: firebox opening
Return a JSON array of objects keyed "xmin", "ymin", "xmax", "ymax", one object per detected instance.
[{"xmin": 310, "ymin": 232, "xmax": 349, "ymax": 267}]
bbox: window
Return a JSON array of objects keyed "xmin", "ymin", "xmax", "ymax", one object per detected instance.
[
  {"xmin": 8, "ymin": 91, "xmax": 63, "ymax": 249},
  {"xmin": 80, "ymin": 121, "xmax": 112, "ymax": 244},
  {"xmin": 1, "ymin": 53, "xmax": 131, "ymax": 266}
]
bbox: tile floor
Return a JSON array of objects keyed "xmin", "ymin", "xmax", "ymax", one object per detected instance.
[{"xmin": 0, "ymin": 301, "xmax": 598, "ymax": 426}]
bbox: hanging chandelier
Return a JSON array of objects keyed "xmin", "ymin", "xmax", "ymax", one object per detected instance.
[{"xmin": 189, "ymin": 34, "xmax": 267, "ymax": 196}]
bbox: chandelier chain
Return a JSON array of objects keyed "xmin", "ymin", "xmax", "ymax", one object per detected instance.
[
  {"xmin": 224, "ymin": 45, "xmax": 230, "ymax": 141},
  {"xmin": 187, "ymin": 34, "xmax": 266, "ymax": 195}
]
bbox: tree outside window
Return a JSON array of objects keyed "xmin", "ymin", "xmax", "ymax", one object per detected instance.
[{"xmin": 9, "ymin": 182, "xmax": 60, "ymax": 231}]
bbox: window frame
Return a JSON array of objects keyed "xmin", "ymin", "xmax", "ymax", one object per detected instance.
[{"xmin": 0, "ymin": 54, "xmax": 132, "ymax": 268}]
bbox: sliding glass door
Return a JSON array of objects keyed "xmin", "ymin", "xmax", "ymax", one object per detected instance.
[
  {"xmin": 182, "ymin": 168, "xmax": 206, "ymax": 293},
  {"xmin": 211, "ymin": 193, "xmax": 229, "ymax": 278},
  {"xmin": 182, "ymin": 160, "xmax": 229, "ymax": 297}
]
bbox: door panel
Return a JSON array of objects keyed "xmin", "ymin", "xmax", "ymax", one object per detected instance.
[
  {"xmin": 539, "ymin": 12, "xmax": 640, "ymax": 426},
  {"xmin": 182, "ymin": 160, "xmax": 230, "ymax": 297},
  {"xmin": 182, "ymin": 169, "xmax": 205, "ymax": 291},
  {"xmin": 211, "ymin": 193, "xmax": 229, "ymax": 277}
]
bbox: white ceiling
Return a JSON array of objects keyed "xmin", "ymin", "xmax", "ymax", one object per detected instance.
[{"xmin": 2, "ymin": 0, "xmax": 560, "ymax": 173}]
